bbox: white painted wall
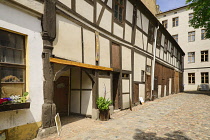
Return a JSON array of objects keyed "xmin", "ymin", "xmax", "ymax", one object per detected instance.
[
  {"xmin": 139, "ymin": 84, "xmax": 145, "ymax": 101},
  {"xmin": 113, "ymin": 23, "xmax": 124, "ymax": 39},
  {"xmin": 53, "ymin": 14, "xmax": 82, "ymax": 62},
  {"xmin": 96, "ymin": 2, "xmax": 102, "ymax": 22},
  {"xmin": 134, "ymin": 52, "xmax": 146, "ymax": 81},
  {"xmin": 141, "ymin": 13, "xmax": 149, "ymax": 34},
  {"xmin": 99, "ymin": 36, "xmax": 110, "ymax": 68},
  {"xmin": 98, "ymin": 78, "xmax": 111, "ymax": 100},
  {"xmin": 125, "ymin": 1, "xmax": 133, "ymax": 23},
  {"xmin": 122, "ymin": 46, "xmax": 131, "ymax": 71},
  {"xmin": 135, "ymin": 29, "xmax": 143, "ymax": 49},
  {"xmin": 99, "ymin": 9, "xmax": 112, "ymax": 32},
  {"xmin": 124, "ymin": 24, "xmax": 132, "ymax": 43},
  {"xmin": 83, "ymin": 29, "xmax": 95, "ymax": 65},
  {"xmin": 76, "ymin": 0, "xmax": 93, "ymax": 22},
  {"xmin": 0, "ymin": 3, "xmax": 43, "ymax": 129},
  {"xmin": 59, "ymin": 0, "xmax": 71, "ymax": 8}
]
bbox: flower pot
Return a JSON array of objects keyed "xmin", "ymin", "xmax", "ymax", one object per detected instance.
[{"xmin": 99, "ymin": 109, "xmax": 110, "ymax": 121}]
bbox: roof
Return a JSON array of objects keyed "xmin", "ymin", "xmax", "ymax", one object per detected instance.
[{"xmin": 156, "ymin": 5, "xmax": 188, "ymax": 16}]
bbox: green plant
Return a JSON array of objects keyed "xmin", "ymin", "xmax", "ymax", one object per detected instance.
[{"xmin": 96, "ymin": 97, "xmax": 112, "ymax": 111}]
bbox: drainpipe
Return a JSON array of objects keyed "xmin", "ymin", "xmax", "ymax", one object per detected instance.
[{"xmin": 151, "ymin": 24, "xmax": 159, "ymax": 100}]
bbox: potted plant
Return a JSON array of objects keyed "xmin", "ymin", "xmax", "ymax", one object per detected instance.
[{"xmin": 96, "ymin": 97, "xmax": 112, "ymax": 121}]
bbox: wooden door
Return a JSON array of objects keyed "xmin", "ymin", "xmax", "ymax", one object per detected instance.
[
  {"xmin": 153, "ymin": 76, "xmax": 158, "ymax": 99},
  {"xmin": 113, "ymin": 73, "xmax": 120, "ymax": 109},
  {"xmin": 133, "ymin": 83, "xmax": 139, "ymax": 104},
  {"xmin": 112, "ymin": 44, "xmax": 121, "ymax": 69},
  {"xmin": 54, "ymin": 76, "xmax": 69, "ymax": 116},
  {"xmin": 145, "ymin": 75, "xmax": 151, "ymax": 101}
]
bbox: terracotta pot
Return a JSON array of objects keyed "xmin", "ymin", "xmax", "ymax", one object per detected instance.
[{"xmin": 99, "ymin": 109, "xmax": 110, "ymax": 121}]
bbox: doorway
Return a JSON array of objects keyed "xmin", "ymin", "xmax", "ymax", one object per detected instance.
[{"xmin": 113, "ymin": 73, "xmax": 120, "ymax": 110}]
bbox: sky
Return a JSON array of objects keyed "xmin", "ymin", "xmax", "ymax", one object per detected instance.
[{"xmin": 156, "ymin": 0, "xmax": 187, "ymax": 12}]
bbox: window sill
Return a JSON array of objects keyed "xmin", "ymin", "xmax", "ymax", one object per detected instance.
[{"xmin": 0, "ymin": 102, "xmax": 30, "ymax": 112}]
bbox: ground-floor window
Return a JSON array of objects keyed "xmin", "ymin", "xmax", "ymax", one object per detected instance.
[
  {"xmin": 188, "ymin": 73, "xmax": 195, "ymax": 84},
  {"xmin": 0, "ymin": 29, "xmax": 25, "ymax": 98},
  {"xmin": 201, "ymin": 72, "xmax": 209, "ymax": 84}
]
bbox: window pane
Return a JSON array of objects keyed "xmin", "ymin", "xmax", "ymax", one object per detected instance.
[
  {"xmin": 14, "ymin": 50, "xmax": 23, "ymax": 64},
  {"xmin": 1, "ymin": 67, "xmax": 24, "ymax": 83},
  {"xmin": 16, "ymin": 35, "xmax": 24, "ymax": 50},
  {"xmin": 5, "ymin": 49, "xmax": 14, "ymax": 63}
]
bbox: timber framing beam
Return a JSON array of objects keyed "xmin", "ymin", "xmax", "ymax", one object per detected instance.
[{"xmin": 50, "ymin": 58, "xmax": 113, "ymax": 71}]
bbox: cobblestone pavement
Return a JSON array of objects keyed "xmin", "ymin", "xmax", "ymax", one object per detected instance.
[{"xmin": 37, "ymin": 92, "xmax": 210, "ymax": 140}]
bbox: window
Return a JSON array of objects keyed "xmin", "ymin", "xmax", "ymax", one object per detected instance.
[
  {"xmin": 172, "ymin": 17, "xmax": 179, "ymax": 27},
  {"xmin": 188, "ymin": 31, "xmax": 195, "ymax": 42},
  {"xmin": 162, "ymin": 20, "xmax": 168, "ymax": 28},
  {"xmin": 164, "ymin": 38, "xmax": 168, "ymax": 52},
  {"xmin": 189, "ymin": 13, "xmax": 193, "ymax": 22},
  {"xmin": 0, "ymin": 29, "xmax": 25, "ymax": 98},
  {"xmin": 188, "ymin": 52, "xmax": 195, "ymax": 63},
  {"xmin": 172, "ymin": 34, "xmax": 178, "ymax": 42},
  {"xmin": 201, "ymin": 29, "xmax": 206, "ymax": 40},
  {"xmin": 141, "ymin": 70, "xmax": 145, "ymax": 82},
  {"xmin": 201, "ymin": 50, "xmax": 208, "ymax": 62},
  {"xmin": 148, "ymin": 22, "xmax": 155, "ymax": 44},
  {"xmin": 201, "ymin": 72, "xmax": 209, "ymax": 84},
  {"xmin": 188, "ymin": 73, "xmax": 195, "ymax": 84},
  {"xmin": 146, "ymin": 65, "xmax": 151, "ymax": 73},
  {"xmin": 156, "ymin": 30, "xmax": 162, "ymax": 47},
  {"xmin": 114, "ymin": 0, "xmax": 125, "ymax": 23}
]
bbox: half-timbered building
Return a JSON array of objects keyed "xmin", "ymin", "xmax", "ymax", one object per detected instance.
[{"xmin": 0, "ymin": 0, "xmax": 184, "ymax": 139}]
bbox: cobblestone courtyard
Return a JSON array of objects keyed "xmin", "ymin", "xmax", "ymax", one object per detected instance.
[{"xmin": 37, "ymin": 92, "xmax": 210, "ymax": 140}]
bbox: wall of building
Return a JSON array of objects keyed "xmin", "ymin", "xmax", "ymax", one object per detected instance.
[
  {"xmin": 0, "ymin": 2, "xmax": 44, "ymax": 139},
  {"xmin": 157, "ymin": 7, "xmax": 210, "ymax": 91}
]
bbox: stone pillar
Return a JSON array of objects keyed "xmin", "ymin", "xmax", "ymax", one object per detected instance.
[{"xmin": 41, "ymin": 0, "xmax": 57, "ymax": 128}]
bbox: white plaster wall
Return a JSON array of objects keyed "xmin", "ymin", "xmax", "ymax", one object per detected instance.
[
  {"xmin": 99, "ymin": 36, "xmax": 110, "ymax": 68},
  {"xmin": 169, "ymin": 78, "xmax": 172, "ymax": 94},
  {"xmin": 156, "ymin": 48, "xmax": 160, "ymax": 57},
  {"xmin": 147, "ymin": 58, "xmax": 152, "ymax": 66},
  {"xmin": 160, "ymin": 47, "xmax": 164, "ymax": 59},
  {"xmin": 59, "ymin": 0, "xmax": 71, "ymax": 8},
  {"xmin": 161, "ymin": 34, "xmax": 165, "ymax": 46},
  {"xmin": 158, "ymin": 85, "xmax": 161, "ymax": 98},
  {"xmin": 76, "ymin": 0, "xmax": 93, "ymax": 22},
  {"xmin": 124, "ymin": 24, "xmax": 132, "ymax": 43},
  {"xmin": 99, "ymin": 9, "xmax": 112, "ymax": 32},
  {"xmin": 130, "ymin": 74, "xmax": 132, "ymax": 100},
  {"xmin": 141, "ymin": 13, "xmax": 149, "ymax": 34},
  {"xmin": 184, "ymin": 68, "xmax": 210, "ymax": 91},
  {"xmin": 113, "ymin": 23, "xmax": 124, "ymax": 39},
  {"xmin": 134, "ymin": 52, "xmax": 146, "ymax": 81},
  {"xmin": 71, "ymin": 91, "xmax": 80, "ymax": 113},
  {"xmin": 122, "ymin": 94, "xmax": 130, "ymax": 109},
  {"xmin": 139, "ymin": 84, "xmax": 145, "ymax": 101},
  {"xmin": 135, "ymin": 29, "xmax": 143, "ymax": 49},
  {"xmin": 122, "ymin": 79, "xmax": 129, "ymax": 93},
  {"xmin": 53, "ymin": 15, "xmax": 82, "ymax": 62},
  {"xmin": 125, "ymin": 1, "xmax": 133, "ymax": 23},
  {"xmin": 0, "ymin": 3, "xmax": 43, "ymax": 129},
  {"xmin": 107, "ymin": 0, "xmax": 112, "ymax": 8},
  {"xmin": 81, "ymin": 91, "xmax": 92, "ymax": 115},
  {"xmin": 136, "ymin": 10, "xmax": 142, "ymax": 29},
  {"xmin": 98, "ymin": 78, "xmax": 111, "ymax": 100},
  {"xmin": 147, "ymin": 43, "xmax": 153, "ymax": 54},
  {"xmin": 143, "ymin": 34, "xmax": 147, "ymax": 51},
  {"xmin": 164, "ymin": 85, "xmax": 167, "ymax": 97},
  {"xmin": 83, "ymin": 29, "xmax": 95, "ymax": 65},
  {"xmin": 96, "ymin": 2, "xmax": 102, "ymax": 21},
  {"xmin": 122, "ymin": 46, "xmax": 131, "ymax": 71}
]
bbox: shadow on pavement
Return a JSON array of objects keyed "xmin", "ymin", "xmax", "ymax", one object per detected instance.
[
  {"xmin": 184, "ymin": 91, "xmax": 210, "ymax": 96},
  {"xmin": 133, "ymin": 129, "xmax": 192, "ymax": 140},
  {"xmin": 60, "ymin": 114, "xmax": 86, "ymax": 126}
]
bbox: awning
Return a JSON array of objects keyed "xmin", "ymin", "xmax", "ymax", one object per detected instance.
[{"xmin": 50, "ymin": 58, "xmax": 113, "ymax": 71}]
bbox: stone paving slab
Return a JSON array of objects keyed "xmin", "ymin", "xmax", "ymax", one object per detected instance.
[{"xmin": 35, "ymin": 92, "xmax": 210, "ymax": 140}]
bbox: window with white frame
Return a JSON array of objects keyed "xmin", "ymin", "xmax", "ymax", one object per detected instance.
[
  {"xmin": 188, "ymin": 52, "xmax": 195, "ymax": 63},
  {"xmin": 201, "ymin": 29, "xmax": 206, "ymax": 40},
  {"xmin": 188, "ymin": 73, "xmax": 195, "ymax": 84},
  {"xmin": 201, "ymin": 50, "xmax": 208, "ymax": 62},
  {"xmin": 172, "ymin": 17, "xmax": 179, "ymax": 27},
  {"xmin": 188, "ymin": 31, "xmax": 195, "ymax": 42},
  {"xmin": 172, "ymin": 34, "xmax": 178, "ymax": 42},
  {"xmin": 0, "ymin": 29, "xmax": 25, "ymax": 98},
  {"xmin": 201, "ymin": 72, "xmax": 209, "ymax": 84}
]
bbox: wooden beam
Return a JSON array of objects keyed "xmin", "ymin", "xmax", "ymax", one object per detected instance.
[{"xmin": 50, "ymin": 58, "xmax": 113, "ymax": 71}]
